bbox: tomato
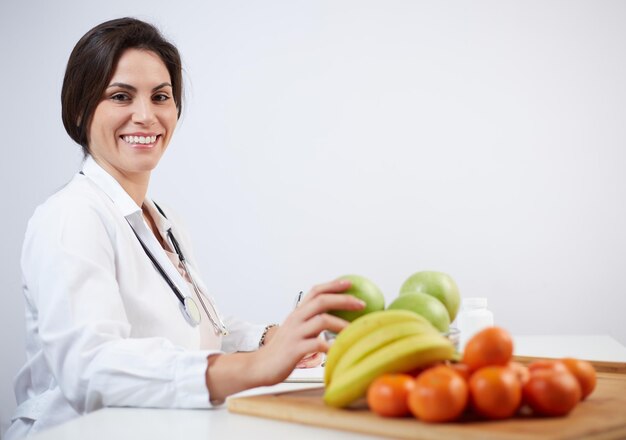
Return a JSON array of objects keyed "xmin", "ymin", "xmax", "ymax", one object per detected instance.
[
  {"xmin": 408, "ymin": 365, "xmax": 469, "ymax": 423},
  {"xmin": 408, "ymin": 361, "xmax": 445, "ymax": 378},
  {"xmin": 462, "ymin": 327, "xmax": 513, "ymax": 372},
  {"xmin": 367, "ymin": 374, "xmax": 416, "ymax": 417},
  {"xmin": 447, "ymin": 362, "xmax": 471, "ymax": 382},
  {"xmin": 523, "ymin": 369, "xmax": 582, "ymax": 416},
  {"xmin": 527, "ymin": 360, "xmax": 568, "ymax": 375},
  {"xmin": 469, "ymin": 366, "xmax": 522, "ymax": 419},
  {"xmin": 507, "ymin": 361, "xmax": 530, "ymax": 386},
  {"xmin": 560, "ymin": 358, "xmax": 596, "ymax": 400}
]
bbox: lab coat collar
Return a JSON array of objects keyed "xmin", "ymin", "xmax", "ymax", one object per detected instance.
[
  {"xmin": 81, "ymin": 156, "xmax": 143, "ymax": 218},
  {"xmin": 142, "ymin": 198, "xmax": 174, "ymax": 238}
]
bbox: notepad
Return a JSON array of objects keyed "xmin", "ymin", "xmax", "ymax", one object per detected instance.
[{"xmin": 284, "ymin": 366, "xmax": 325, "ymax": 383}]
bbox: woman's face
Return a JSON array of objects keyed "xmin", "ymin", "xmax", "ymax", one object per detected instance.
[{"xmin": 88, "ymin": 48, "xmax": 178, "ymax": 182}]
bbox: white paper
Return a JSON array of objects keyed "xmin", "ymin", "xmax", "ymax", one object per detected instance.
[{"xmin": 284, "ymin": 366, "xmax": 325, "ymax": 383}]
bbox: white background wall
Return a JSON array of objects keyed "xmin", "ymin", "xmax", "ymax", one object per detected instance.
[{"xmin": 1, "ymin": 0, "xmax": 625, "ymax": 436}]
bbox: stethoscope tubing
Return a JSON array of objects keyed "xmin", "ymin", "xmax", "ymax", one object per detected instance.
[
  {"xmin": 130, "ymin": 226, "xmax": 186, "ymax": 304},
  {"xmin": 128, "ymin": 216, "xmax": 228, "ymax": 335}
]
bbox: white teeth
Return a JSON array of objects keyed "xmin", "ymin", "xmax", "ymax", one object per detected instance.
[{"xmin": 123, "ymin": 135, "xmax": 158, "ymax": 144}]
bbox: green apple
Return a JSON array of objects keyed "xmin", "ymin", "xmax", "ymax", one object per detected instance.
[
  {"xmin": 399, "ymin": 271, "xmax": 460, "ymax": 322},
  {"xmin": 387, "ymin": 293, "xmax": 450, "ymax": 332},
  {"xmin": 330, "ymin": 274, "xmax": 385, "ymax": 322}
]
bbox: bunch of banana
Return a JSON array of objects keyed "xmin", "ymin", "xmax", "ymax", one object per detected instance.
[{"xmin": 323, "ymin": 309, "xmax": 455, "ymax": 408}]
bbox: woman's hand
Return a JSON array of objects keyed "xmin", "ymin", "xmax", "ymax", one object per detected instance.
[
  {"xmin": 204, "ymin": 279, "xmax": 363, "ymax": 402},
  {"xmin": 254, "ymin": 278, "xmax": 364, "ymax": 384}
]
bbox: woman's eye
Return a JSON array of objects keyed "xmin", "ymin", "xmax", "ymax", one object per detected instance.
[
  {"xmin": 153, "ymin": 94, "xmax": 170, "ymax": 102},
  {"xmin": 110, "ymin": 93, "xmax": 130, "ymax": 102}
]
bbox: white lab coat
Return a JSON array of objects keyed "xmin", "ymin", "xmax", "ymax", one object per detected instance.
[{"xmin": 6, "ymin": 156, "xmax": 266, "ymax": 439}]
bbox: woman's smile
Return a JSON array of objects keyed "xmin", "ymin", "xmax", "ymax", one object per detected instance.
[{"xmin": 120, "ymin": 133, "xmax": 161, "ymax": 148}]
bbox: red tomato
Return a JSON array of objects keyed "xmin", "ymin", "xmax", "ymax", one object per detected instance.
[
  {"xmin": 447, "ymin": 362, "xmax": 472, "ymax": 382},
  {"xmin": 507, "ymin": 361, "xmax": 530, "ymax": 386},
  {"xmin": 366, "ymin": 374, "xmax": 416, "ymax": 417},
  {"xmin": 407, "ymin": 362, "xmax": 444, "ymax": 378},
  {"xmin": 527, "ymin": 360, "xmax": 568, "ymax": 375},
  {"xmin": 523, "ymin": 369, "xmax": 582, "ymax": 416},
  {"xmin": 560, "ymin": 358, "xmax": 597, "ymax": 400},
  {"xmin": 408, "ymin": 365, "xmax": 469, "ymax": 423}
]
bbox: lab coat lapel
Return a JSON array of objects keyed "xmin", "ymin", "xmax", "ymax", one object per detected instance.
[{"xmin": 80, "ymin": 157, "xmax": 192, "ymax": 301}]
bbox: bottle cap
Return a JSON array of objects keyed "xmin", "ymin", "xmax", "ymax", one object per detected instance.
[{"xmin": 462, "ymin": 297, "xmax": 488, "ymax": 309}]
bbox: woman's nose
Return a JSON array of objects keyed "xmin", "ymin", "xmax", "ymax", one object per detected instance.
[{"xmin": 131, "ymin": 98, "xmax": 156, "ymax": 125}]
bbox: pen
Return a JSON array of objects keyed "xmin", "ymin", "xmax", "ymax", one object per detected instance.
[{"xmin": 293, "ymin": 290, "xmax": 303, "ymax": 309}]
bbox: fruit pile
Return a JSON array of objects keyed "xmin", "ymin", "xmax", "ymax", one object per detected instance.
[
  {"xmin": 366, "ymin": 326, "xmax": 597, "ymax": 422},
  {"xmin": 323, "ymin": 271, "xmax": 464, "ymax": 408},
  {"xmin": 324, "ymin": 271, "xmax": 596, "ymax": 421},
  {"xmin": 323, "ymin": 310, "xmax": 456, "ymax": 407}
]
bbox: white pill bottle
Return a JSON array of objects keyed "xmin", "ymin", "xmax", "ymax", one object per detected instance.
[{"xmin": 456, "ymin": 297, "xmax": 494, "ymax": 350}]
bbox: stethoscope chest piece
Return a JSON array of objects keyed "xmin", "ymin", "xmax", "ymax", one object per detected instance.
[{"xmin": 180, "ymin": 296, "xmax": 201, "ymax": 327}]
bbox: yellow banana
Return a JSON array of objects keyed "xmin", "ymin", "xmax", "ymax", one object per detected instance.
[
  {"xmin": 324, "ymin": 333, "xmax": 455, "ymax": 408},
  {"xmin": 324, "ymin": 310, "xmax": 429, "ymax": 385},
  {"xmin": 330, "ymin": 319, "xmax": 439, "ymax": 384}
]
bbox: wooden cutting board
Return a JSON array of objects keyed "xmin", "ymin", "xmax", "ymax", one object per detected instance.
[{"xmin": 227, "ymin": 359, "xmax": 626, "ymax": 439}]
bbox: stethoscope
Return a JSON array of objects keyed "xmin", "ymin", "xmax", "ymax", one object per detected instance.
[{"xmin": 129, "ymin": 203, "xmax": 228, "ymax": 336}]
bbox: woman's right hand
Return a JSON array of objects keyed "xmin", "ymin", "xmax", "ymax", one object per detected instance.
[{"xmin": 254, "ymin": 278, "xmax": 365, "ymax": 385}]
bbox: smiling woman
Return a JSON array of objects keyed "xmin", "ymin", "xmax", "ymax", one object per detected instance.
[{"xmin": 5, "ymin": 17, "xmax": 364, "ymax": 440}]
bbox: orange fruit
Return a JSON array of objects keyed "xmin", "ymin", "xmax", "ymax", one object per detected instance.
[
  {"xmin": 408, "ymin": 365, "xmax": 469, "ymax": 423},
  {"xmin": 462, "ymin": 326, "xmax": 513, "ymax": 372},
  {"xmin": 469, "ymin": 366, "xmax": 522, "ymax": 419},
  {"xmin": 367, "ymin": 374, "xmax": 416, "ymax": 417}
]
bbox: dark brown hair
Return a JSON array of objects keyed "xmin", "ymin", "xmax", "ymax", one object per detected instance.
[{"xmin": 61, "ymin": 17, "xmax": 183, "ymax": 155}]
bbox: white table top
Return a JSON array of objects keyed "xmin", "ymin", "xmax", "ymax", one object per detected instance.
[
  {"xmin": 513, "ymin": 334, "xmax": 626, "ymax": 362},
  {"xmin": 31, "ymin": 335, "xmax": 626, "ymax": 440}
]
